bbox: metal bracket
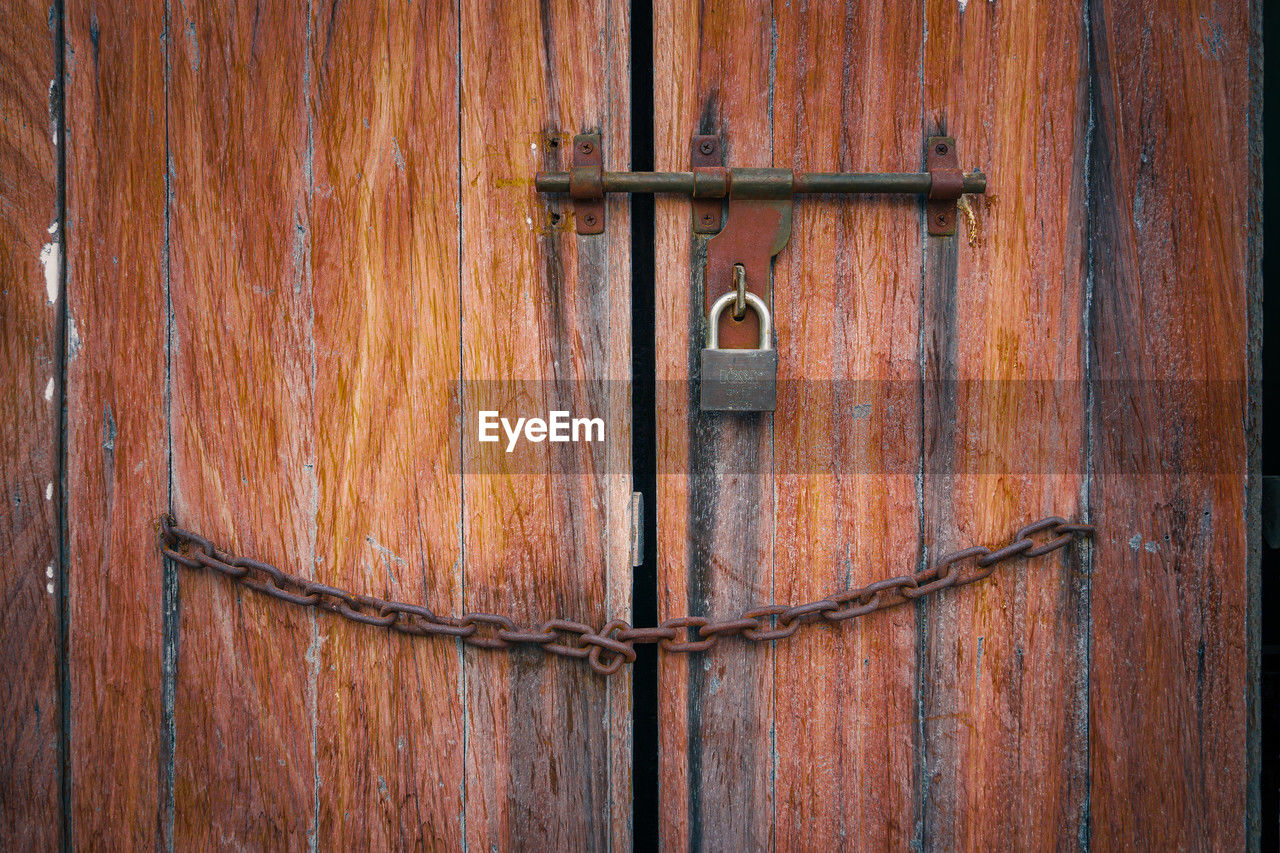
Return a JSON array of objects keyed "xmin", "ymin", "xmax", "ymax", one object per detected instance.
[
  {"xmin": 571, "ymin": 133, "xmax": 604, "ymax": 235},
  {"xmin": 703, "ymin": 168, "xmax": 793, "ymax": 349},
  {"xmin": 538, "ymin": 135, "xmax": 985, "ymax": 344},
  {"xmin": 691, "ymin": 135, "xmax": 724, "ymax": 233},
  {"xmin": 926, "ymin": 136, "xmax": 964, "ymax": 236}
]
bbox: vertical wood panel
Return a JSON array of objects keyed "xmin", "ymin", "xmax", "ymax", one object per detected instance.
[
  {"xmin": 64, "ymin": 0, "xmax": 168, "ymax": 844},
  {"xmin": 770, "ymin": 2, "xmax": 925, "ymax": 847},
  {"xmin": 1088, "ymin": 0, "xmax": 1256, "ymax": 846},
  {"xmin": 459, "ymin": 0, "xmax": 631, "ymax": 847},
  {"xmin": 168, "ymin": 0, "xmax": 317, "ymax": 843},
  {"xmin": 655, "ymin": 1, "xmax": 775, "ymax": 847},
  {"xmin": 309, "ymin": 1, "xmax": 466, "ymax": 846},
  {"xmin": 0, "ymin": 1, "xmax": 60, "ymax": 846},
  {"xmin": 916, "ymin": 0, "xmax": 1091, "ymax": 848}
]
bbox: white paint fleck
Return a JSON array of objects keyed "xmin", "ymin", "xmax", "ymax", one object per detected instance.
[
  {"xmin": 48, "ymin": 221, "xmax": 58, "ymax": 235},
  {"xmin": 525, "ymin": 216, "xmax": 533, "ymax": 228},
  {"xmin": 1128, "ymin": 534, "xmax": 1142, "ymax": 550},
  {"xmin": 958, "ymin": 0, "xmax": 968, "ymax": 10},
  {"xmin": 47, "ymin": 583, "xmax": 55, "ymax": 595},
  {"xmin": 41, "ymin": 241, "xmax": 60, "ymax": 303},
  {"xmin": 46, "ymin": 482, "xmax": 53, "ymax": 500},
  {"xmin": 67, "ymin": 313, "xmax": 81, "ymax": 360},
  {"xmin": 1143, "ymin": 542, "xmax": 1158, "ymax": 554},
  {"xmin": 530, "ymin": 142, "xmax": 537, "ymax": 151},
  {"xmin": 46, "ymin": 564, "xmax": 54, "ymax": 580},
  {"xmin": 44, "ymin": 377, "xmax": 54, "ymax": 401}
]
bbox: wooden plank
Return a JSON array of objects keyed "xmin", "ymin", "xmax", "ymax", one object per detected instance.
[
  {"xmin": 308, "ymin": 1, "xmax": 465, "ymax": 846},
  {"xmin": 63, "ymin": 0, "xmax": 169, "ymax": 845},
  {"xmin": 769, "ymin": 2, "xmax": 925, "ymax": 847},
  {"xmin": 458, "ymin": 0, "xmax": 631, "ymax": 847},
  {"xmin": 654, "ymin": 1, "xmax": 776, "ymax": 847},
  {"xmin": 1088, "ymin": 0, "xmax": 1257, "ymax": 846},
  {"xmin": 167, "ymin": 0, "xmax": 317, "ymax": 844},
  {"xmin": 915, "ymin": 0, "xmax": 1091, "ymax": 848},
  {"xmin": 0, "ymin": 0, "xmax": 61, "ymax": 846}
]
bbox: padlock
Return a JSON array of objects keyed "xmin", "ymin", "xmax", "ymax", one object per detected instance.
[{"xmin": 700, "ymin": 290, "xmax": 778, "ymax": 412}]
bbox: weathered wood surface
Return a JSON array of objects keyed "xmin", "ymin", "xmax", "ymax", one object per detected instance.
[
  {"xmin": 655, "ymin": 0, "xmax": 1258, "ymax": 848},
  {"xmin": 167, "ymin": 0, "xmax": 318, "ymax": 844},
  {"xmin": 52, "ymin": 0, "xmax": 631, "ymax": 848},
  {"xmin": 0, "ymin": 1, "xmax": 60, "ymax": 847},
  {"xmin": 458, "ymin": 0, "xmax": 632, "ymax": 846},
  {"xmin": 1089, "ymin": 0, "xmax": 1259, "ymax": 846},
  {"xmin": 64, "ymin": 0, "xmax": 170, "ymax": 846},
  {"xmin": 917, "ymin": 0, "xmax": 1091, "ymax": 846},
  {"xmin": 309, "ymin": 2, "xmax": 464, "ymax": 846}
]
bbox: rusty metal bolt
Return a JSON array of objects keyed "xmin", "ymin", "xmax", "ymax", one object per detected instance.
[
  {"xmin": 702, "ymin": 213, "xmax": 714, "ymax": 224},
  {"xmin": 582, "ymin": 213, "xmax": 597, "ymax": 226},
  {"xmin": 578, "ymin": 141, "xmax": 594, "ymax": 155},
  {"xmin": 699, "ymin": 140, "xmax": 715, "ymax": 156},
  {"xmin": 935, "ymin": 142, "xmax": 949, "ymax": 157},
  {"xmin": 936, "ymin": 213, "xmax": 948, "ymax": 225}
]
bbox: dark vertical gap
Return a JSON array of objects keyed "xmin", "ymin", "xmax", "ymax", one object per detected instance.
[
  {"xmin": 628, "ymin": 0, "xmax": 658, "ymax": 848},
  {"xmin": 159, "ymin": 1, "xmax": 178, "ymax": 850},
  {"xmin": 52, "ymin": 0, "xmax": 71, "ymax": 849},
  {"xmin": 1258, "ymin": 0, "xmax": 1278, "ymax": 848},
  {"xmin": 1078, "ymin": 0, "xmax": 1096, "ymax": 848}
]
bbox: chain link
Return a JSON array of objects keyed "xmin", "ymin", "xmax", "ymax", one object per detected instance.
[{"xmin": 159, "ymin": 515, "xmax": 1092, "ymax": 676}]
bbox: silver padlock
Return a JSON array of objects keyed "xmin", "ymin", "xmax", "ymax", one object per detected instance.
[{"xmin": 700, "ymin": 291, "xmax": 778, "ymax": 412}]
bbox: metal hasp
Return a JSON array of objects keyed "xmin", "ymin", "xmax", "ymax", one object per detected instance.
[{"xmin": 536, "ymin": 135, "xmax": 985, "ymax": 409}]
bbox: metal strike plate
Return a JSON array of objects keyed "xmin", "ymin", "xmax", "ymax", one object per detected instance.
[
  {"xmin": 571, "ymin": 133, "xmax": 604, "ymax": 235},
  {"xmin": 691, "ymin": 135, "xmax": 724, "ymax": 233},
  {"xmin": 926, "ymin": 136, "xmax": 963, "ymax": 236}
]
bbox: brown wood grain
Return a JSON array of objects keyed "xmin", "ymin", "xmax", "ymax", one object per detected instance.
[
  {"xmin": 459, "ymin": 1, "xmax": 631, "ymax": 847},
  {"xmin": 916, "ymin": 0, "xmax": 1091, "ymax": 847},
  {"xmin": 0, "ymin": 0, "xmax": 60, "ymax": 846},
  {"xmin": 168, "ymin": 0, "xmax": 317, "ymax": 843},
  {"xmin": 64, "ymin": 0, "xmax": 169, "ymax": 845},
  {"xmin": 655, "ymin": 1, "xmax": 776, "ymax": 847},
  {"xmin": 769, "ymin": 2, "xmax": 926, "ymax": 847},
  {"xmin": 1088, "ymin": 0, "xmax": 1257, "ymax": 846},
  {"xmin": 309, "ymin": 1, "xmax": 465, "ymax": 846}
]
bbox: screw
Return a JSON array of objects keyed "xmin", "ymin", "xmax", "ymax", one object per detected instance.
[
  {"xmin": 935, "ymin": 142, "xmax": 949, "ymax": 157},
  {"xmin": 936, "ymin": 213, "xmax": 948, "ymax": 224},
  {"xmin": 578, "ymin": 141, "xmax": 594, "ymax": 155},
  {"xmin": 583, "ymin": 213, "xmax": 597, "ymax": 226},
  {"xmin": 702, "ymin": 213, "xmax": 714, "ymax": 223},
  {"xmin": 699, "ymin": 140, "xmax": 715, "ymax": 156}
]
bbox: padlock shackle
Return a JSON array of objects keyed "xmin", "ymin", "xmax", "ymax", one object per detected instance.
[{"xmin": 707, "ymin": 291, "xmax": 772, "ymax": 350}]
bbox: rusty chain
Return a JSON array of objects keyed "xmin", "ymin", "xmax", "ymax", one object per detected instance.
[{"xmin": 159, "ymin": 515, "xmax": 1092, "ymax": 676}]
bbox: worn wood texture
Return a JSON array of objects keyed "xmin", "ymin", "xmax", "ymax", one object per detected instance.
[
  {"xmin": 1088, "ymin": 0, "xmax": 1257, "ymax": 846},
  {"xmin": 656, "ymin": 0, "xmax": 1256, "ymax": 848},
  {"xmin": 0, "ymin": 0, "xmax": 60, "ymax": 846},
  {"xmin": 167, "ymin": 1, "xmax": 318, "ymax": 844},
  {"xmin": 916, "ymin": 0, "xmax": 1091, "ymax": 847},
  {"xmin": 459, "ymin": 0, "xmax": 632, "ymax": 847},
  {"xmin": 308, "ymin": 1, "xmax": 466, "ymax": 847},
  {"xmin": 63, "ymin": 0, "xmax": 170, "ymax": 845},
  {"xmin": 654, "ymin": 1, "xmax": 775, "ymax": 847}
]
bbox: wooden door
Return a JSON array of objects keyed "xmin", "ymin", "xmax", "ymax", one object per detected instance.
[{"xmin": 0, "ymin": 0, "xmax": 1262, "ymax": 849}]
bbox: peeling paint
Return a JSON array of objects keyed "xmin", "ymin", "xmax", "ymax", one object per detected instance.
[
  {"xmin": 45, "ymin": 482, "xmax": 53, "ymax": 501},
  {"xmin": 67, "ymin": 313, "xmax": 81, "ymax": 360},
  {"xmin": 40, "ymin": 241, "xmax": 59, "ymax": 303},
  {"xmin": 44, "ymin": 377, "xmax": 53, "ymax": 401}
]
